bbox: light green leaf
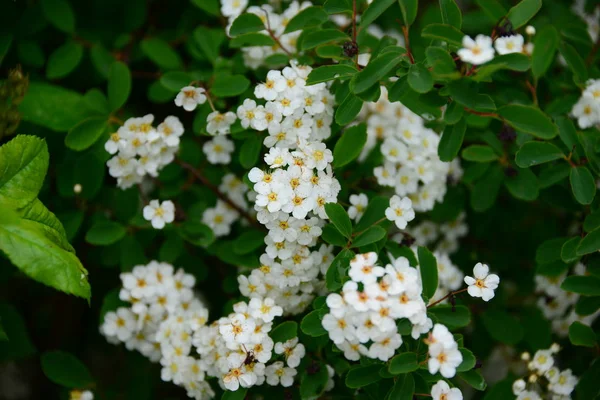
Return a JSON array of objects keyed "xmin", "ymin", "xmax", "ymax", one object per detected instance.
[
  {"xmin": 194, "ymin": 27, "xmax": 225, "ymax": 63},
  {"xmin": 229, "ymin": 33, "xmax": 274, "ymax": 48},
  {"xmin": 422, "ymin": 23, "xmax": 465, "ymax": 47},
  {"xmin": 352, "ymin": 225, "xmax": 387, "ymax": 248},
  {"xmin": 476, "ymin": 0, "xmax": 506, "ymax": 22},
  {"xmin": 457, "ymin": 348, "xmax": 476, "ymax": 372},
  {"xmin": 41, "ymin": 351, "xmax": 93, "ymax": 388},
  {"xmin": 159, "ymin": 71, "xmax": 193, "ymax": 92},
  {"xmin": 398, "ymin": 0, "xmax": 418, "ymax": 26},
  {"xmin": 499, "ymin": 104, "xmax": 558, "ymax": 139},
  {"xmin": 345, "ymin": 364, "xmax": 383, "ymax": 388},
  {"xmin": 269, "ymin": 321, "xmax": 298, "ymax": 343},
  {"xmin": 301, "ymin": 29, "xmax": 350, "ymax": 50},
  {"xmin": 335, "ymin": 92, "xmax": 363, "ymax": 125},
  {"xmin": 389, "ymin": 352, "xmax": 418, "ymax": 374},
  {"xmin": 459, "ymin": 370, "xmax": 487, "ymax": 391},
  {"xmin": 65, "ymin": 117, "xmax": 108, "ymax": 151},
  {"xmin": 561, "ymin": 275, "xmax": 600, "ymax": 296},
  {"xmin": 559, "ymin": 41, "xmax": 588, "ymax": 83},
  {"xmin": 407, "ymin": 63, "xmax": 433, "ymax": 93},
  {"xmin": 221, "ymin": 388, "xmax": 247, "ymax": 400},
  {"xmin": 46, "ymin": 41, "xmax": 83, "ymax": 79},
  {"xmin": 353, "ymin": 51, "xmax": 404, "ymax": 94},
  {"xmin": 324, "ymin": 0, "xmax": 352, "ymax": 14},
  {"xmin": 439, "ymin": 0, "xmax": 462, "ymax": 29},
  {"xmin": 461, "ymin": 145, "xmax": 499, "ymax": 162},
  {"xmin": 285, "ymin": 6, "xmax": 328, "ymax": 33},
  {"xmin": 239, "ymin": 136, "xmax": 262, "ymax": 169},
  {"xmin": 576, "ymin": 228, "xmax": 600, "ymax": 256},
  {"xmin": 515, "ymin": 141, "xmax": 564, "ymax": 167},
  {"xmin": 301, "ymin": 310, "xmax": 327, "ymax": 336},
  {"xmin": 532, "ymin": 25, "xmax": 559, "ymax": 78},
  {"xmin": 333, "ymin": 123, "xmax": 367, "ymax": 168},
  {"xmin": 428, "ymin": 305, "xmax": 471, "ymax": 328},
  {"xmin": 211, "ymin": 74, "xmax": 251, "ymax": 97},
  {"xmin": 306, "ymin": 64, "xmax": 358, "ymax": 86},
  {"xmin": 387, "ymin": 373, "xmax": 414, "ymax": 400},
  {"xmin": 108, "ymin": 62, "xmax": 132, "ymax": 112}
]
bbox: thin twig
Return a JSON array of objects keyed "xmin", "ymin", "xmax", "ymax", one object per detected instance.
[
  {"xmin": 177, "ymin": 160, "xmax": 262, "ymax": 229},
  {"xmin": 463, "ymin": 107, "xmax": 499, "ymax": 118},
  {"xmin": 401, "ymin": 26, "xmax": 415, "ymax": 64},
  {"xmin": 586, "ymin": 36, "xmax": 600, "ymax": 66},
  {"xmin": 263, "ymin": 10, "xmax": 293, "ymax": 57},
  {"xmin": 427, "ymin": 288, "xmax": 468, "ymax": 308}
]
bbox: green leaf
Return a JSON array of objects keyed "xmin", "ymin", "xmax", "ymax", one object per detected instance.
[
  {"xmin": 569, "ymin": 321, "xmax": 596, "ymax": 347},
  {"xmin": 481, "ymin": 310, "xmax": 524, "ymax": 345},
  {"xmin": 159, "ymin": 71, "xmax": 193, "ymax": 92},
  {"xmin": 353, "ymin": 51, "xmax": 404, "ymax": 94},
  {"xmin": 459, "ymin": 370, "xmax": 487, "ymax": 391},
  {"xmin": 0, "ymin": 33, "xmax": 12, "ymax": 66},
  {"xmin": 46, "ymin": 41, "xmax": 83, "ymax": 79},
  {"xmin": 439, "ymin": 0, "xmax": 462, "ymax": 29},
  {"xmin": 221, "ymin": 387, "xmax": 247, "ymax": 400},
  {"xmin": 322, "ymin": 223, "xmax": 347, "ymax": 247},
  {"xmin": 0, "ymin": 304, "xmax": 36, "ymax": 361},
  {"xmin": 239, "ymin": 136, "xmax": 262, "ymax": 169},
  {"xmin": 506, "ymin": 0, "xmax": 542, "ymax": 29},
  {"xmin": 324, "ymin": 203, "xmax": 352, "ymax": 239},
  {"xmin": 140, "ymin": 38, "xmax": 183, "ymax": 70},
  {"xmin": 584, "ymin": 209, "xmax": 600, "ymax": 232},
  {"xmin": 90, "ymin": 45, "xmax": 115, "ymax": 78},
  {"xmin": 426, "ymin": 46, "xmax": 459, "ymax": 79},
  {"xmin": 476, "ymin": 0, "xmax": 506, "ymax": 22},
  {"xmin": 461, "ymin": 145, "xmax": 499, "ymax": 162},
  {"xmin": 335, "ymin": 92, "xmax": 364, "ymax": 125},
  {"xmin": 438, "ymin": 117, "xmax": 466, "ymax": 162},
  {"xmin": 428, "ymin": 305, "xmax": 471, "ymax": 328},
  {"xmin": 577, "ymin": 228, "xmax": 600, "ymax": 256},
  {"xmin": 470, "ymin": 164, "xmax": 504, "ymax": 212},
  {"xmin": 270, "ymin": 321, "xmax": 298, "ymax": 343},
  {"xmin": 307, "ymin": 64, "xmax": 358, "ymax": 86},
  {"xmin": 229, "ymin": 33, "xmax": 274, "ymax": 48},
  {"xmin": 570, "ymin": 166, "xmax": 596, "ymax": 205},
  {"xmin": 324, "ymin": 0, "xmax": 352, "ymax": 14},
  {"xmin": 389, "ymin": 352, "xmax": 418, "ymax": 374},
  {"xmin": 387, "ymin": 373, "xmax": 414, "ymax": 400},
  {"xmin": 559, "ymin": 41, "xmax": 588, "ymax": 83},
  {"xmin": 515, "ymin": 141, "xmax": 564, "ymax": 167},
  {"xmin": 355, "ymin": 196, "xmax": 388, "ymax": 232},
  {"xmin": 532, "ymin": 25, "xmax": 559, "ymax": 78},
  {"xmin": 398, "ymin": 0, "xmax": 418, "ymax": 26},
  {"xmin": 211, "ymin": 74, "xmax": 251, "ymax": 97},
  {"xmin": 447, "ymin": 79, "xmax": 496, "ymax": 112},
  {"xmin": 229, "ymin": 13, "xmax": 265, "ymax": 36},
  {"xmin": 575, "ymin": 359, "xmax": 600, "ymax": 400},
  {"xmin": 301, "ymin": 310, "xmax": 327, "ymax": 336},
  {"xmin": 352, "ymin": 225, "xmax": 387, "ymax": 248},
  {"xmin": 422, "ymin": 23, "xmax": 465, "ymax": 47},
  {"xmin": 536, "ymin": 237, "xmax": 567, "ymax": 264},
  {"xmin": 178, "ymin": 221, "xmax": 215, "ymax": 247},
  {"xmin": 561, "ymin": 237, "xmax": 581, "ymax": 263},
  {"xmin": 326, "ymin": 248, "xmax": 353, "ymax": 291},
  {"xmin": 41, "ymin": 0, "xmax": 75, "ymax": 33},
  {"xmin": 233, "ymin": 229, "xmax": 264, "ymax": 255},
  {"xmin": 193, "ymin": 27, "xmax": 225, "ymax": 63},
  {"xmin": 457, "ymin": 348, "xmax": 476, "ymax": 372},
  {"xmin": 418, "ymin": 246, "xmax": 438, "ymax": 299},
  {"xmin": 482, "ymin": 53, "xmax": 531, "ymax": 72},
  {"xmin": 108, "ymin": 62, "xmax": 132, "ymax": 112},
  {"xmin": 561, "ymin": 275, "xmax": 600, "ymax": 296},
  {"xmin": 41, "ymin": 351, "xmax": 93, "ymax": 388},
  {"xmin": 345, "ymin": 364, "xmax": 383, "ymax": 388},
  {"xmin": 65, "ymin": 117, "xmax": 108, "ymax": 152},
  {"xmin": 333, "ymin": 123, "xmax": 367, "ymax": 168},
  {"xmin": 359, "ymin": 0, "xmax": 396, "ymax": 28},
  {"xmin": 300, "ymin": 361, "xmax": 329, "ymax": 400},
  {"xmin": 407, "ymin": 63, "xmax": 433, "ymax": 93},
  {"xmin": 556, "ymin": 117, "xmax": 580, "ymax": 152},
  {"xmin": 16, "ymin": 40, "xmax": 44, "ymax": 68},
  {"xmin": 285, "ymin": 6, "xmax": 328, "ymax": 33},
  {"xmin": 576, "ymin": 296, "xmax": 600, "ymax": 316},
  {"xmin": 504, "ymin": 167, "xmax": 539, "ymax": 201},
  {"xmin": 85, "ymin": 220, "xmax": 126, "ymax": 246},
  {"xmin": 302, "ymin": 29, "xmax": 350, "ymax": 50},
  {"xmin": 499, "ymin": 105, "xmax": 558, "ymax": 139},
  {"xmin": 0, "ymin": 135, "xmax": 49, "ymax": 209}
]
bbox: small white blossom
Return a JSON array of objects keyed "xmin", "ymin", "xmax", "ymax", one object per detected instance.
[
  {"xmin": 143, "ymin": 200, "xmax": 175, "ymax": 229},
  {"xmin": 464, "ymin": 263, "xmax": 500, "ymax": 301}
]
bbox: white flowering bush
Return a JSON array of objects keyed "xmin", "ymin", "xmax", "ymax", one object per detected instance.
[{"xmin": 0, "ymin": 0, "xmax": 599, "ymax": 399}]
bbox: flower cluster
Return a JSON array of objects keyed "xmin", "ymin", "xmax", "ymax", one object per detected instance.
[
  {"xmin": 105, "ymin": 114, "xmax": 183, "ymax": 189},
  {"xmin": 359, "ymin": 87, "xmax": 461, "ymax": 213},
  {"xmin": 572, "ymin": 79, "xmax": 600, "ymax": 129},
  {"xmin": 322, "ymin": 252, "xmax": 432, "ymax": 362},
  {"xmin": 221, "ymin": 0, "xmax": 308, "ymax": 69},
  {"xmin": 513, "ymin": 345, "xmax": 578, "ymax": 399},
  {"xmin": 237, "ymin": 61, "xmax": 340, "ymax": 315},
  {"xmin": 100, "ymin": 261, "xmax": 214, "ymax": 399},
  {"xmin": 458, "ymin": 29, "xmax": 534, "ymax": 65},
  {"xmin": 535, "ymin": 262, "xmax": 598, "ymax": 337},
  {"xmin": 424, "ymin": 324, "xmax": 463, "ymax": 378},
  {"xmin": 201, "ymin": 173, "xmax": 250, "ymax": 237}
]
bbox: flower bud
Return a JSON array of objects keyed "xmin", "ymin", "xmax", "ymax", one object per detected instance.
[
  {"xmin": 526, "ymin": 25, "xmax": 536, "ymax": 35},
  {"xmin": 74, "ymin": 184, "xmax": 82, "ymax": 194},
  {"xmin": 512, "ymin": 379, "xmax": 526, "ymax": 395}
]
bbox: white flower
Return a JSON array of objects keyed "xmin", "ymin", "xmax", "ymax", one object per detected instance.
[
  {"xmin": 174, "ymin": 86, "xmax": 206, "ymax": 111},
  {"xmin": 428, "ymin": 342, "xmax": 462, "ymax": 378},
  {"xmin": 143, "ymin": 200, "xmax": 175, "ymax": 229},
  {"xmin": 494, "ymin": 34, "xmax": 524, "ymax": 55},
  {"xmin": 221, "ymin": 0, "xmax": 248, "ymax": 18},
  {"xmin": 274, "ymin": 338, "xmax": 305, "ymax": 368},
  {"xmin": 572, "ymin": 93, "xmax": 600, "ymax": 129},
  {"xmin": 206, "ymin": 111, "xmax": 236, "ymax": 135},
  {"xmin": 385, "ymin": 195, "xmax": 415, "ymax": 229},
  {"xmin": 512, "ymin": 379, "xmax": 526, "ymax": 395},
  {"xmin": 549, "ymin": 369, "xmax": 577, "ymax": 396},
  {"xmin": 530, "ymin": 349, "xmax": 554, "ymax": 373},
  {"xmin": 101, "ymin": 308, "xmax": 136, "ymax": 341},
  {"xmin": 203, "ymin": 135, "xmax": 234, "ymax": 164},
  {"xmin": 431, "ymin": 380, "xmax": 463, "ymax": 400},
  {"xmin": 69, "ymin": 390, "xmax": 94, "ymax": 400},
  {"xmin": 348, "ymin": 194, "xmax": 368, "ymax": 221},
  {"xmin": 464, "ymin": 263, "xmax": 500, "ymax": 301},
  {"xmin": 248, "ymin": 297, "xmax": 283, "ymax": 323},
  {"xmin": 517, "ymin": 391, "xmax": 542, "ymax": 400},
  {"xmin": 265, "ymin": 361, "xmax": 297, "ymax": 387},
  {"xmin": 457, "ymin": 35, "xmax": 495, "ymax": 65}
]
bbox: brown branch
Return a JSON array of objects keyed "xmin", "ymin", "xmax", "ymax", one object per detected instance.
[
  {"xmin": 401, "ymin": 25, "xmax": 415, "ymax": 64},
  {"xmin": 463, "ymin": 107, "xmax": 499, "ymax": 118},
  {"xmin": 586, "ymin": 36, "xmax": 600, "ymax": 66},
  {"xmin": 427, "ymin": 288, "xmax": 468, "ymax": 308},
  {"xmin": 263, "ymin": 10, "xmax": 293, "ymax": 57},
  {"xmin": 177, "ymin": 160, "xmax": 262, "ymax": 229}
]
